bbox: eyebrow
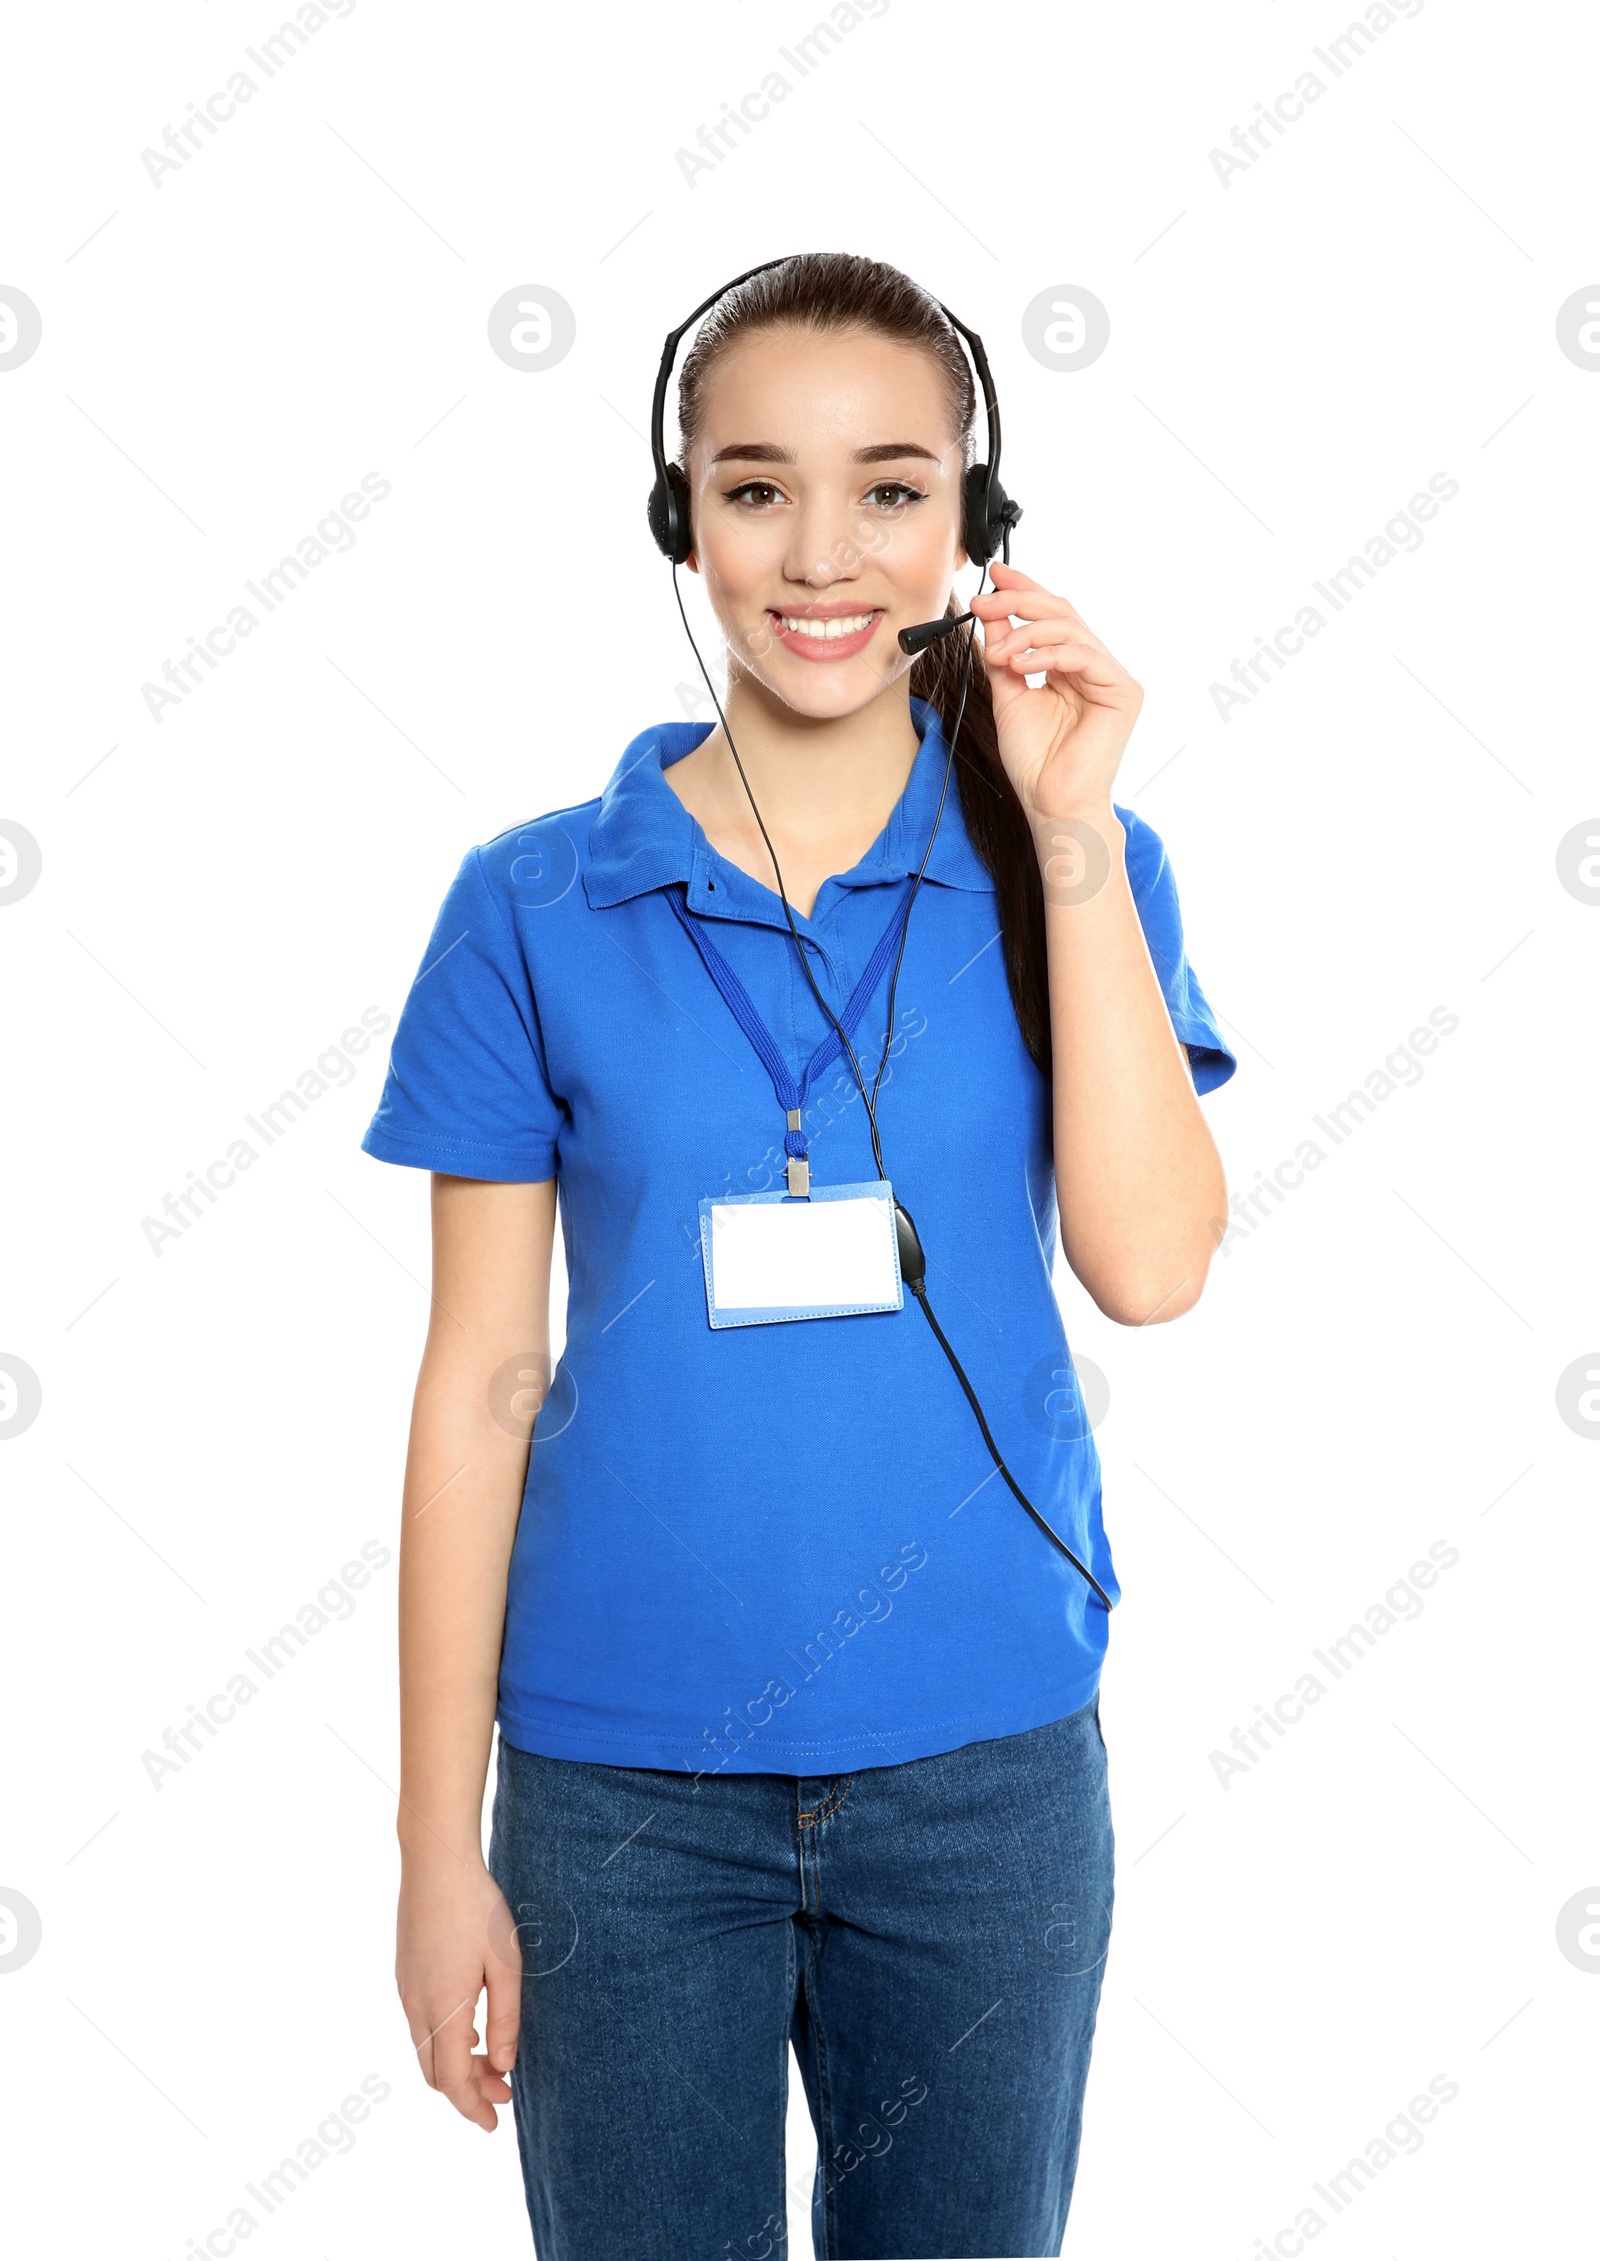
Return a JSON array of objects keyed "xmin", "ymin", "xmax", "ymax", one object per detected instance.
[{"xmin": 707, "ymin": 441, "xmax": 941, "ymax": 467}]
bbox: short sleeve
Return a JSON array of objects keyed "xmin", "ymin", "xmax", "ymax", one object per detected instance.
[
  {"xmin": 1116, "ymin": 806, "xmax": 1238, "ymax": 1096},
  {"xmin": 361, "ymin": 845, "xmax": 564, "ymax": 1181}
]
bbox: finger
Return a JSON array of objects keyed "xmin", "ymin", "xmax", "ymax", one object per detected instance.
[
  {"xmin": 402, "ymin": 1988, "xmax": 469, "ymax": 2091},
  {"xmin": 971, "ymin": 584, "xmax": 1050, "ymax": 619},
  {"xmin": 983, "ymin": 622, "xmax": 1122, "ymax": 673},
  {"xmin": 974, "ymin": 596, "xmax": 1098, "ymax": 649},
  {"xmin": 1002, "ymin": 641, "xmax": 1132, "ymax": 690},
  {"xmin": 426, "ymin": 1997, "xmax": 492, "ymax": 2126},
  {"xmin": 986, "ymin": 616, "xmax": 1112, "ymax": 663},
  {"xmin": 984, "ymin": 560, "xmax": 1044, "ymax": 592},
  {"xmin": 399, "ymin": 2005, "xmax": 434, "ymax": 2091},
  {"xmin": 472, "ymin": 2050, "xmax": 513, "ymax": 2112},
  {"xmin": 438, "ymin": 2053, "xmax": 495, "ymax": 2130},
  {"xmin": 974, "ymin": 589, "xmax": 1097, "ymax": 641},
  {"xmin": 485, "ymin": 1950, "xmax": 522, "ymax": 2076}
]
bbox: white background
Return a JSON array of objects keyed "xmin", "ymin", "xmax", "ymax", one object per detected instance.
[{"xmin": 2, "ymin": 1, "xmax": 1594, "ymax": 2255}]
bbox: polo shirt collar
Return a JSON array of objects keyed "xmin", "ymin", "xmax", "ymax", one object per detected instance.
[{"xmin": 582, "ymin": 697, "xmax": 994, "ymax": 915}]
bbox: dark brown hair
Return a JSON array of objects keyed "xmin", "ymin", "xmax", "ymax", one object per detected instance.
[{"xmin": 673, "ymin": 252, "xmax": 1052, "ymax": 1076}]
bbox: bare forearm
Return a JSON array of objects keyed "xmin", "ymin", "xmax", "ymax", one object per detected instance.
[
  {"xmin": 396, "ymin": 1381, "xmax": 531, "ymax": 1866},
  {"xmin": 1039, "ymin": 804, "xmax": 1226, "ymax": 1323},
  {"xmin": 397, "ymin": 1175, "xmax": 556, "ymax": 1869}
]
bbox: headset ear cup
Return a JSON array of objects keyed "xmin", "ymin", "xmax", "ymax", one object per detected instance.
[
  {"xmin": 962, "ymin": 463, "xmax": 1022, "ymax": 568},
  {"xmin": 961, "ymin": 462, "xmax": 995, "ymax": 567},
  {"xmin": 647, "ymin": 463, "xmax": 694, "ymax": 562}
]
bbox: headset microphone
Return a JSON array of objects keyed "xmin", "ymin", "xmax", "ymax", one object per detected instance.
[{"xmin": 897, "ymin": 611, "xmax": 974, "ymax": 658}]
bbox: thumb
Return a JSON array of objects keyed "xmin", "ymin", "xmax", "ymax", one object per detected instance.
[
  {"xmin": 483, "ymin": 1897, "xmax": 523, "ymax": 2074},
  {"xmin": 485, "ymin": 1958, "xmax": 521, "ymax": 2073}
]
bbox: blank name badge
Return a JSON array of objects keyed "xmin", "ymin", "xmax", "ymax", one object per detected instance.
[{"xmin": 698, "ymin": 1180, "xmax": 904, "ymax": 1328}]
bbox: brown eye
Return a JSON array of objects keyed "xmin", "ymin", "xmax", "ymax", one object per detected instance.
[{"xmin": 867, "ymin": 481, "xmax": 925, "ymax": 510}]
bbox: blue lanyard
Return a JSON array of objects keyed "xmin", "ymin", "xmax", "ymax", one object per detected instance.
[{"xmin": 666, "ymin": 879, "xmax": 913, "ymax": 1195}]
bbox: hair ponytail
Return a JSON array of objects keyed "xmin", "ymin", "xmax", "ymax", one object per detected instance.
[
  {"xmin": 673, "ymin": 250, "xmax": 1053, "ymax": 1078},
  {"xmin": 910, "ymin": 603, "xmax": 1051, "ymax": 1075}
]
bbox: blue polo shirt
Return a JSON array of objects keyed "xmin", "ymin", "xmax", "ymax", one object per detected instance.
[{"xmin": 362, "ymin": 698, "xmax": 1235, "ymax": 1776}]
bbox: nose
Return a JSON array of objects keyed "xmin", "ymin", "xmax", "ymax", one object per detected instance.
[{"xmin": 785, "ymin": 494, "xmax": 868, "ymax": 590}]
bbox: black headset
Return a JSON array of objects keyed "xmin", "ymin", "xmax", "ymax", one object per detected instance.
[
  {"xmin": 644, "ymin": 257, "xmax": 1111, "ymax": 1614},
  {"xmin": 646, "ymin": 254, "xmax": 1022, "ymax": 574}
]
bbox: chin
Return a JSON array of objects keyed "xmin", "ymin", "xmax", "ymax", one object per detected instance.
[{"xmin": 755, "ymin": 658, "xmax": 906, "ymax": 721}]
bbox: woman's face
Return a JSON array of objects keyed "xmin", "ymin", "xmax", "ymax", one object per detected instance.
[{"xmin": 684, "ymin": 326, "xmax": 967, "ymax": 720}]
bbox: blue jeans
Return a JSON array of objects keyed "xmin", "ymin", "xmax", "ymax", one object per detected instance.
[{"xmin": 487, "ymin": 1694, "xmax": 1114, "ymax": 2259}]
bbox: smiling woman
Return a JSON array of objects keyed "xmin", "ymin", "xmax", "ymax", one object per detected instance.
[
  {"xmin": 360, "ymin": 251, "xmax": 1237, "ymax": 2261},
  {"xmin": 661, "ymin": 323, "xmax": 973, "ymax": 912}
]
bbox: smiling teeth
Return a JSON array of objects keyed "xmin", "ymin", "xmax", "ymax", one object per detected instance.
[{"xmin": 779, "ymin": 612, "xmax": 876, "ymax": 639}]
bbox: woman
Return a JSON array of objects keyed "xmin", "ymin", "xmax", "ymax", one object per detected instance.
[{"xmin": 362, "ymin": 251, "xmax": 1236, "ymax": 2260}]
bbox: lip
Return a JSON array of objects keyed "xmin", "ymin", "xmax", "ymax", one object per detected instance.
[{"xmin": 765, "ymin": 605, "xmax": 884, "ymax": 663}]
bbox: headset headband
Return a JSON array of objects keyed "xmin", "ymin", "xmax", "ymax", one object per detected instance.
[{"xmin": 645, "ymin": 256, "xmax": 1020, "ymax": 567}]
